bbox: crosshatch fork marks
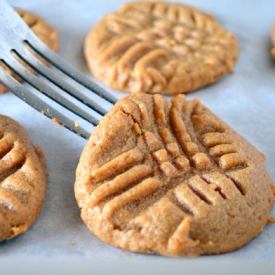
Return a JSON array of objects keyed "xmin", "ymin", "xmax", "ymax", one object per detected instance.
[
  {"xmin": 0, "ymin": 162, "xmax": 25, "ymax": 183},
  {"xmin": 0, "ymin": 135, "xmax": 28, "ymax": 204},
  {"xmin": 85, "ymin": 1, "xmax": 239, "ymax": 94},
  {"xmin": 75, "ymin": 93, "xmax": 275, "ymax": 256},
  {"xmin": 84, "ymin": 94, "xmax": 250, "ymax": 223},
  {"xmin": 0, "ymin": 136, "xmax": 14, "ymax": 160},
  {"xmin": 0, "ymin": 139, "xmax": 26, "ymax": 176},
  {"xmin": 0, "ymin": 114, "xmax": 48, "ymax": 242}
]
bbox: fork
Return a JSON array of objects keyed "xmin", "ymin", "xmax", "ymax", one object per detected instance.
[{"xmin": 0, "ymin": 0, "xmax": 117, "ymax": 140}]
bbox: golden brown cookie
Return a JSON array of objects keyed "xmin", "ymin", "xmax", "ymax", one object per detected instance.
[
  {"xmin": 0, "ymin": 115, "xmax": 48, "ymax": 241},
  {"xmin": 271, "ymin": 24, "xmax": 275, "ymax": 59},
  {"xmin": 84, "ymin": 1, "xmax": 239, "ymax": 94},
  {"xmin": 0, "ymin": 8, "xmax": 58, "ymax": 93},
  {"xmin": 75, "ymin": 93, "xmax": 275, "ymax": 256}
]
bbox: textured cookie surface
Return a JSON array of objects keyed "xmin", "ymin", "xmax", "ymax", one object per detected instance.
[
  {"xmin": 271, "ymin": 24, "xmax": 275, "ymax": 59},
  {"xmin": 75, "ymin": 93, "xmax": 275, "ymax": 256},
  {"xmin": 0, "ymin": 8, "xmax": 58, "ymax": 93},
  {"xmin": 84, "ymin": 1, "xmax": 239, "ymax": 94},
  {"xmin": 0, "ymin": 115, "xmax": 48, "ymax": 241}
]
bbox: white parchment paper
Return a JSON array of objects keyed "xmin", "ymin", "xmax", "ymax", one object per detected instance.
[{"xmin": 0, "ymin": 0, "xmax": 275, "ymax": 274}]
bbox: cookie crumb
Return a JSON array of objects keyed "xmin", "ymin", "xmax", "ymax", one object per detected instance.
[{"xmin": 52, "ymin": 118, "xmax": 59, "ymax": 124}]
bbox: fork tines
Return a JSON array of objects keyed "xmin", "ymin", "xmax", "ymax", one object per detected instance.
[{"xmin": 0, "ymin": 0, "xmax": 117, "ymax": 139}]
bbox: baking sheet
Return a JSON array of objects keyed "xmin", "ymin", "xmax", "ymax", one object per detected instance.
[{"xmin": 1, "ymin": 0, "xmax": 275, "ymax": 274}]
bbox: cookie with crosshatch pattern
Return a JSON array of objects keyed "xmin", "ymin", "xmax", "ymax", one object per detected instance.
[
  {"xmin": 84, "ymin": 1, "xmax": 239, "ymax": 94},
  {"xmin": 74, "ymin": 93, "xmax": 275, "ymax": 256},
  {"xmin": 0, "ymin": 115, "xmax": 48, "ymax": 241},
  {"xmin": 0, "ymin": 8, "xmax": 58, "ymax": 93}
]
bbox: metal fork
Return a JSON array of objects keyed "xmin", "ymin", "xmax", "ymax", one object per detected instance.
[{"xmin": 0, "ymin": 0, "xmax": 117, "ymax": 139}]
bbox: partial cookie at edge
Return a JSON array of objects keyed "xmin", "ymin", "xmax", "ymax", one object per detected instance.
[{"xmin": 0, "ymin": 115, "xmax": 48, "ymax": 241}]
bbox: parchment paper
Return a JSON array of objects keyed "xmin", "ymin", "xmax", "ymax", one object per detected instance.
[{"xmin": 1, "ymin": 0, "xmax": 275, "ymax": 274}]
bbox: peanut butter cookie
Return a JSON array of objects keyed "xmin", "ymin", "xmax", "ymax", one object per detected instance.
[
  {"xmin": 84, "ymin": 1, "xmax": 239, "ymax": 94},
  {"xmin": 0, "ymin": 8, "xmax": 58, "ymax": 93},
  {"xmin": 0, "ymin": 115, "xmax": 48, "ymax": 241},
  {"xmin": 75, "ymin": 93, "xmax": 275, "ymax": 256}
]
